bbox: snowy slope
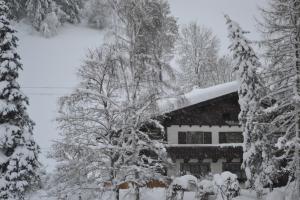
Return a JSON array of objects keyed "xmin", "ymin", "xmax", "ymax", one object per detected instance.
[{"xmin": 15, "ymin": 22, "xmax": 105, "ymax": 171}]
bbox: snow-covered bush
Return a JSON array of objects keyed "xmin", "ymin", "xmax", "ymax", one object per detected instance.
[
  {"xmin": 213, "ymin": 172, "xmax": 240, "ymax": 200},
  {"xmin": 195, "ymin": 179, "xmax": 215, "ymax": 200},
  {"xmin": 172, "ymin": 175, "xmax": 198, "ymax": 191},
  {"xmin": 167, "ymin": 175, "xmax": 216, "ymax": 200},
  {"xmin": 167, "ymin": 175, "xmax": 198, "ymax": 200}
]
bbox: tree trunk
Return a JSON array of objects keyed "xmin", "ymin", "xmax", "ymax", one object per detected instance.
[
  {"xmin": 135, "ymin": 185, "xmax": 140, "ymax": 200},
  {"xmin": 115, "ymin": 188, "xmax": 120, "ymax": 200},
  {"xmin": 294, "ymin": 49, "xmax": 300, "ymax": 200},
  {"xmin": 294, "ymin": 12, "xmax": 300, "ymax": 196}
]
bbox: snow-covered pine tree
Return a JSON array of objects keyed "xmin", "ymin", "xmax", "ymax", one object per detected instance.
[
  {"xmin": 225, "ymin": 15, "xmax": 266, "ymax": 197},
  {"xmin": 259, "ymin": 0, "xmax": 300, "ymax": 198},
  {"xmin": 84, "ymin": 0, "xmax": 111, "ymax": 29},
  {"xmin": 3, "ymin": 0, "xmax": 26, "ymax": 20},
  {"xmin": 0, "ymin": 1, "xmax": 40, "ymax": 199},
  {"xmin": 55, "ymin": 0, "xmax": 83, "ymax": 24},
  {"xmin": 25, "ymin": 0, "xmax": 53, "ymax": 30},
  {"xmin": 26, "ymin": 0, "xmax": 62, "ymax": 37}
]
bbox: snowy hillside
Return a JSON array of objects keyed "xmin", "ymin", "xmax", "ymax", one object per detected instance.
[{"xmin": 15, "ymin": 22, "xmax": 105, "ymax": 171}]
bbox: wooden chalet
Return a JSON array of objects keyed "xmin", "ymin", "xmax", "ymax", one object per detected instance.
[{"xmin": 159, "ymin": 81, "xmax": 246, "ymax": 181}]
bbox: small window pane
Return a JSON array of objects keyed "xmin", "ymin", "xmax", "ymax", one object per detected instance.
[
  {"xmin": 219, "ymin": 132, "xmax": 243, "ymax": 143},
  {"xmin": 178, "ymin": 132, "xmax": 186, "ymax": 144},
  {"xmin": 186, "ymin": 132, "xmax": 192, "ymax": 144},
  {"xmin": 192, "ymin": 132, "xmax": 203, "ymax": 144},
  {"xmin": 203, "ymin": 132, "xmax": 212, "ymax": 144}
]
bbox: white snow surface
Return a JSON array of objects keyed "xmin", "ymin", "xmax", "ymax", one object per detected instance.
[
  {"xmin": 28, "ymin": 188, "xmax": 262, "ymax": 200},
  {"xmin": 15, "ymin": 22, "xmax": 104, "ymax": 171},
  {"xmin": 159, "ymin": 81, "xmax": 238, "ymax": 113}
]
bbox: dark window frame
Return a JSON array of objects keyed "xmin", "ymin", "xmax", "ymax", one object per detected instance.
[
  {"xmin": 219, "ymin": 132, "xmax": 243, "ymax": 143},
  {"xmin": 178, "ymin": 131, "xmax": 212, "ymax": 144}
]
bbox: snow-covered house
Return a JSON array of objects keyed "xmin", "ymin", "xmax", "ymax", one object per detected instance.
[{"xmin": 159, "ymin": 81, "xmax": 246, "ymax": 181}]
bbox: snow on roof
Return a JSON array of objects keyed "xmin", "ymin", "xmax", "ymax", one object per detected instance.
[{"xmin": 159, "ymin": 81, "xmax": 239, "ymax": 113}]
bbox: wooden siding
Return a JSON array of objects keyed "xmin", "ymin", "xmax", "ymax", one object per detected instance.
[{"xmin": 161, "ymin": 92, "xmax": 240, "ymax": 127}]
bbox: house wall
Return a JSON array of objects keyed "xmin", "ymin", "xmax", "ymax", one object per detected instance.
[
  {"xmin": 162, "ymin": 92, "xmax": 244, "ymax": 178},
  {"xmin": 166, "ymin": 125, "xmax": 242, "ymax": 177},
  {"xmin": 167, "ymin": 125, "xmax": 242, "ymax": 144}
]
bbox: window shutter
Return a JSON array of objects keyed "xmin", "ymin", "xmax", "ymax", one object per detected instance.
[{"xmin": 219, "ymin": 132, "xmax": 243, "ymax": 143}]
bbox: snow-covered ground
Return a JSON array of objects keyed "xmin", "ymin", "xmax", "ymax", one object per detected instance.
[
  {"xmin": 27, "ymin": 188, "xmax": 259, "ymax": 200},
  {"xmin": 15, "ymin": 22, "xmax": 105, "ymax": 171}
]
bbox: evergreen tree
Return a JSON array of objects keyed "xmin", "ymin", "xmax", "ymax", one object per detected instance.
[
  {"xmin": 84, "ymin": 0, "xmax": 111, "ymax": 29},
  {"xmin": 259, "ymin": 0, "xmax": 300, "ymax": 198},
  {"xmin": 0, "ymin": 1, "xmax": 40, "ymax": 199},
  {"xmin": 55, "ymin": 0, "xmax": 83, "ymax": 24},
  {"xmin": 3, "ymin": 0, "xmax": 26, "ymax": 20},
  {"xmin": 26, "ymin": 0, "xmax": 62, "ymax": 37},
  {"xmin": 25, "ymin": 0, "xmax": 53, "ymax": 30},
  {"xmin": 225, "ymin": 15, "xmax": 266, "ymax": 197}
]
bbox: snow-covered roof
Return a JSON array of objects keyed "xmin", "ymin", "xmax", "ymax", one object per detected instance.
[{"xmin": 159, "ymin": 81, "xmax": 239, "ymax": 113}]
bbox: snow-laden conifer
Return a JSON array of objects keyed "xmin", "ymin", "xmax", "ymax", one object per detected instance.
[
  {"xmin": 25, "ymin": 0, "xmax": 52, "ymax": 30},
  {"xmin": 3, "ymin": 0, "xmax": 26, "ymax": 20},
  {"xmin": 259, "ymin": 0, "xmax": 300, "ymax": 198},
  {"xmin": 225, "ymin": 15, "xmax": 266, "ymax": 197},
  {"xmin": 0, "ymin": 1, "xmax": 40, "ymax": 199},
  {"xmin": 55, "ymin": 0, "xmax": 83, "ymax": 24}
]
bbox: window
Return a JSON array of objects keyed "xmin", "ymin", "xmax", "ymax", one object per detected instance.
[
  {"xmin": 222, "ymin": 162, "xmax": 246, "ymax": 180},
  {"xmin": 219, "ymin": 132, "xmax": 243, "ymax": 143},
  {"xmin": 178, "ymin": 131, "xmax": 212, "ymax": 144},
  {"xmin": 181, "ymin": 163, "xmax": 210, "ymax": 177}
]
